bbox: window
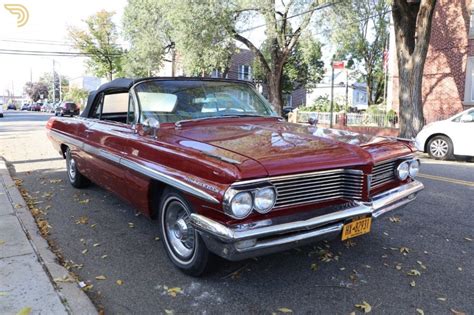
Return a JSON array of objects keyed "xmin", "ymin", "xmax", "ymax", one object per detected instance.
[
  {"xmin": 239, "ymin": 65, "xmax": 251, "ymax": 81},
  {"xmin": 90, "ymin": 92, "xmax": 130, "ymax": 123},
  {"xmin": 128, "ymin": 94, "xmax": 136, "ymax": 124},
  {"xmin": 464, "ymin": 57, "xmax": 474, "ymax": 105},
  {"xmin": 211, "ymin": 69, "xmax": 220, "ymax": 78},
  {"xmin": 102, "ymin": 93, "xmax": 129, "ymax": 114},
  {"xmin": 283, "ymin": 94, "xmax": 293, "ymax": 107}
]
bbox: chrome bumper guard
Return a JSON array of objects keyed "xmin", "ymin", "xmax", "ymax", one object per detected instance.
[{"xmin": 190, "ymin": 180, "xmax": 424, "ymax": 261}]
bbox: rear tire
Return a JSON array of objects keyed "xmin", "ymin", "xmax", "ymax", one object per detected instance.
[
  {"xmin": 65, "ymin": 148, "xmax": 90, "ymax": 188},
  {"xmin": 158, "ymin": 188, "xmax": 211, "ymax": 276},
  {"xmin": 427, "ymin": 135, "xmax": 453, "ymax": 160}
]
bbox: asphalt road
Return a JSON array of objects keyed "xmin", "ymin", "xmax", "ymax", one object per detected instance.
[{"xmin": 1, "ymin": 111, "xmax": 473, "ymax": 314}]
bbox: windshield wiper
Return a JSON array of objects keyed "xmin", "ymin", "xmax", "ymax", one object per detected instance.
[{"xmin": 175, "ymin": 115, "xmax": 241, "ymax": 127}]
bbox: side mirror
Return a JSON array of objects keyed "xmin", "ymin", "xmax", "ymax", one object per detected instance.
[
  {"xmin": 142, "ymin": 117, "xmax": 160, "ymax": 138},
  {"xmin": 308, "ymin": 114, "xmax": 318, "ymax": 126},
  {"xmin": 460, "ymin": 114, "xmax": 473, "ymax": 123}
]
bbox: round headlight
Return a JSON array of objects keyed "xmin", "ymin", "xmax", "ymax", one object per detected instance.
[
  {"xmin": 396, "ymin": 161, "xmax": 410, "ymax": 180},
  {"xmin": 409, "ymin": 159, "xmax": 420, "ymax": 178},
  {"xmin": 230, "ymin": 192, "xmax": 253, "ymax": 219},
  {"xmin": 254, "ymin": 187, "xmax": 276, "ymax": 213}
]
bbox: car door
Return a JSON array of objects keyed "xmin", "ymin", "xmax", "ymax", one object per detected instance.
[
  {"xmin": 451, "ymin": 109, "xmax": 474, "ymax": 156},
  {"xmin": 83, "ymin": 92, "xmax": 135, "ymax": 196}
]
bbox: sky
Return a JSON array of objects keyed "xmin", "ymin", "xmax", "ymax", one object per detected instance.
[{"xmin": 0, "ymin": 0, "xmax": 127, "ymax": 97}]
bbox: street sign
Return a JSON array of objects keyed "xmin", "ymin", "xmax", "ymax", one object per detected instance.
[{"xmin": 332, "ymin": 61, "xmax": 345, "ymax": 69}]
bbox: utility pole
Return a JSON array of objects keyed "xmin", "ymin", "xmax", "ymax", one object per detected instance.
[
  {"xmin": 330, "ymin": 59, "xmax": 335, "ymax": 128},
  {"xmin": 345, "ymin": 69, "xmax": 349, "ymax": 111},
  {"xmin": 52, "ymin": 59, "xmax": 56, "ymax": 102}
]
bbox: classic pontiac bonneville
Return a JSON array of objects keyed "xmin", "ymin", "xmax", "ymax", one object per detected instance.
[{"xmin": 46, "ymin": 77, "xmax": 424, "ymax": 275}]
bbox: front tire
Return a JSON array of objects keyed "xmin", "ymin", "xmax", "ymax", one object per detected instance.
[
  {"xmin": 428, "ymin": 135, "xmax": 453, "ymax": 160},
  {"xmin": 158, "ymin": 188, "xmax": 210, "ymax": 276},
  {"xmin": 65, "ymin": 148, "xmax": 90, "ymax": 188}
]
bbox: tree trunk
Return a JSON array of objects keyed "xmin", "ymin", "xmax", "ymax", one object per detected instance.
[
  {"xmin": 267, "ymin": 65, "xmax": 284, "ymax": 115},
  {"xmin": 392, "ymin": 0, "xmax": 437, "ymax": 138}
]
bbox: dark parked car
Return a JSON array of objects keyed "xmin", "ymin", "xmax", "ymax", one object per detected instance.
[
  {"xmin": 46, "ymin": 77, "xmax": 424, "ymax": 276},
  {"xmin": 21, "ymin": 104, "xmax": 30, "ymax": 111},
  {"xmin": 30, "ymin": 103, "xmax": 42, "ymax": 111},
  {"xmin": 55, "ymin": 102, "xmax": 79, "ymax": 117},
  {"xmin": 7, "ymin": 104, "xmax": 17, "ymax": 110}
]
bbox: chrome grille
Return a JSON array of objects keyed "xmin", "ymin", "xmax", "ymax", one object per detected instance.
[
  {"xmin": 371, "ymin": 160, "xmax": 397, "ymax": 188},
  {"xmin": 270, "ymin": 169, "xmax": 364, "ymax": 209}
]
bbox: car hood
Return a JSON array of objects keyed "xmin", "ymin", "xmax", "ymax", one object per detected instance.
[{"xmin": 168, "ymin": 118, "xmax": 410, "ymax": 176}]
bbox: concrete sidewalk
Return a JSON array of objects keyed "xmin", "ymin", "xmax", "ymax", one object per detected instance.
[{"xmin": 0, "ymin": 159, "xmax": 96, "ymax": 315}]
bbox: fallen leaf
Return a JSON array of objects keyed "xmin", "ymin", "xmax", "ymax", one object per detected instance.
[
  {"xmin": 116, "ymin": 280, "xmax": 124, "ymax": 285},
  {"xmin": 167, "ymin": 287, "xmax": 182, "ymax": 297},
  {"xmin": 90, "ymin": 224, "xmax": 97, "ymax": 228},
  {"xmin": 49, "ymin": 179, "xmax": 62, "ymax": 184},
  {"xmin": 101, "ymin": 255, "xmax": 108, "ymax": 259},
  {"xmin": 155, "ymin": 236, "xmax": 160, "ymax": 241},
  {"xmin": 95, "ymin": 275, "xmax": 106, "ymax": 280},
  {"xmin": 16, "ymin": 307, "xmax": 32, "ymax": 315},
  {"xmin": 399, "ymin": 247, "xmax": 410, "ymax": 255},
  {"xmin": 93, "ymin": 243, "xmax": 100, "ymax": 247},
  {"xmin": 389, "ymin": 216, "xmax": 401, "ymax": 223},
  {"xmin": 75, "ymin": 216, "xmax": 89, "ymax": 225},
  {"xmin": 339, "ymin": 267, "xmax": 346, "ymax": 271},
  {"xmin": 464, "ymin": 237, "xmax": 473, "ymax": 242},
  {"xmin": 417, "ymin": 261, "xmax": 427, "ymax": 270},
  {"xmin": 457, "ymin": 267, "xmax": 463, "ymax": 271},
  {"xmin": 81, "ymin": 249, "xmax": 88, "ymax": 254},
  {"xmin": 437, "ymin": 297, "xmax": 447, "ymax": 302},
  {"xmin": 450, "ymin": 309, "xmax": 466, "ymax": 315},
  {"xmin": 0, "ymin": 240, "xmax": 5, "ymax": 246},
  {"xmin": 416, "ymin": 308, "xmax": 424, "ymax": 315},
  {"xmin": 407, "ymin": 269, "xmax": 421, "ymax": 276},
  {"xmin": 355, "ymin": 301, "xmax": 372, "ymax": 313},
  {"xmin": 54, "ymin": 275, "xmax": 75, "ymax": 283},
  {"xmin": 277, "ymin": 308, "xmax": 293, "ymax": 313},
  {"xmin": 410, "ymin": 280, "xmax": 416, "ymax": 287},
  {"xmin": 128, "ymin": 222, "xmax": 135, "ymax": 228},
  {"xmin": 78, "ymin": 199, "xmax": 90, "ymax": 204},
  {"xmin": 164, "ymin": 310, "xmax": 174, "ymax": 315},
  {"xmin": 310, "ymin": 263, "xmax": 318, "ymax": 271},
  {"xmin": 395, "ymin": 264, "xmax": 402, "ymax": 271}
]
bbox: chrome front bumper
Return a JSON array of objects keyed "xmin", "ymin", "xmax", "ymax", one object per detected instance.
[{"xmin": 190, "ymin": 180, "xmax": 424, "ymax": 261}]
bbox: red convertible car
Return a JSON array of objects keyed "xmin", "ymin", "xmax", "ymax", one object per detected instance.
[{"xmin": 46, "ymin": 77, "xmax": 424, "ymax": 275}]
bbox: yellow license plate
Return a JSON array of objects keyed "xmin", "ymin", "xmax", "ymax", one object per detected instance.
[{"xmin": 341, "ymin": 217, "xmax": 372, "ymax": 241}]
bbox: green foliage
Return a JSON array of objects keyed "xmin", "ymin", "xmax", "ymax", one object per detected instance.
[
  {"xmin": 300, "ymin": 96, "xmax": 342, "ymax": 112},
  {"xmin": 69, "ymin": 10, "xmax": 124, "ymax": 80},
  {"xmin": 38, "ymin": 72, "xmax": 69, "ymax": 102},
  {"xmin": 23, "ymin": 82, "xmax": 49, "ymax": 102},
  {"xmin": 326, "ymin": 0, "xmax": 390, "ymax": 104},
  {"xmin": 123, "ymin": 0, "xmax": 170, "ymax": 77},
  {"xmin": 253, "ymin": 34, "xmax": 325, "ymax": 93},
  {"xmin": 65, "ymin": 87, "xmax": 89, "ymax": 108}
]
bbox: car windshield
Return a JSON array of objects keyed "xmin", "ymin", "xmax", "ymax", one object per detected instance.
[{"xmin": 134, "ymin": 80, "xmax": 277, "ymax": 124}]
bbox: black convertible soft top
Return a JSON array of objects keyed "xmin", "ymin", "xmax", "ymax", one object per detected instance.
[{"xmin": 81, "ymin": 77, "xmax": 255, "ymax": 118}]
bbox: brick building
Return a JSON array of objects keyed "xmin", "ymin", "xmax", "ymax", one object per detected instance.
[{"xmin": 390, "ymin": 0, "xmax": 474, "ymax": 123}]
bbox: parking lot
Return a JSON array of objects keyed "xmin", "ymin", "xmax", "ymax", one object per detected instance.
[{"xmin": 1, "ymin": 111, "xmax": 473, "ymax": 314}]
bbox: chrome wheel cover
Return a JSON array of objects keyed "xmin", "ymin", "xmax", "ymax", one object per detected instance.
[
  {"xmin": 163, "ymin": 198, "xmax": 195, "ymax": 261},
  {"xmin": 430, "ymin": 139, "xmax": 449, "ymax": 158},
  {"xmin": 68, "ymin": 156, "xmax": 77, "ymax": 180}
]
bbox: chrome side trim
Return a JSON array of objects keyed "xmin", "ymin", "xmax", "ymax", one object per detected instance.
[
  {"xmin": 49, "ymin": 130, "xmax": 84, "ymax": 149},
  {"xmin": 119, "ymin": 158, "xmax": 219, "ymax": 204},
  {"xmin": 371, "ymin": 180, "xmax": 424, "ymax": 217},
  {"xmin": 50, "ymin": 130, "xmax": 220, "ymax": 204}
]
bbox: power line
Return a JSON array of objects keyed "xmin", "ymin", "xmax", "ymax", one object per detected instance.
[{"xmin": 0, "ymin": 48, "xmax": 123, "ymax": 57}]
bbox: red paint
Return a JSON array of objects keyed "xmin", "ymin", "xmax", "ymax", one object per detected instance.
[{"xmin": 47, "ymin": 115, "xmax": 414, "ymax": 226}]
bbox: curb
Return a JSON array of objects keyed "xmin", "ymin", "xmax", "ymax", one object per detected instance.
[{"xmin": 0, "ymin": 158, "xmax": 97, "ymax": 315}]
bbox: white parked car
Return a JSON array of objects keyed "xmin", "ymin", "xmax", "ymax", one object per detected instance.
[{"xmin": 415, "ymin": 108, "xmax": 474, "ymax": 160}]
